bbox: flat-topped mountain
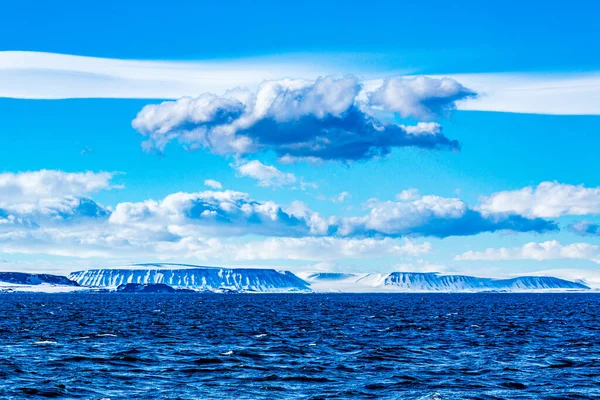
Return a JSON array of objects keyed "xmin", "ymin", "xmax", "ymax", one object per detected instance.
[
  {"xmin": 0, "ymin": 272, "xmax": 79, "ymax": 286},
  {"xmin": 303, "ymin": 272, "xmax": 590, "ymax": 292},
  {"xmin": 0, "ymin": 265, "xmax": 592, "ymax": 293},
  {"xmin": 69, "ymin": 264, "xmax": 310, "ymax": 292}
]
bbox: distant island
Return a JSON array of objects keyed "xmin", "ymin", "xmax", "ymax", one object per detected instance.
[{"xmin": 0, "ymin": 264, "xmax": 592, "ymax": 293}]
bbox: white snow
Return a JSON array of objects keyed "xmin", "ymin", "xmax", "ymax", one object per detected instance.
[
  {"xmin": 69, "ymin": 265, "xmax": 310, "ymax": 292},
  {"xmin": 301, "ymin": 272, "xmax": 590, "ymax": 293},
  {"xmin": 524, "ymin": 269, "xmax": 600, "ymax": 289},
  {"xmin": 0, "ymin": 283, "xmax": 90, "ymax": 293},
  {"xmin": 1, "ymin": 265, "xmax": 593, "ymax": 293}
]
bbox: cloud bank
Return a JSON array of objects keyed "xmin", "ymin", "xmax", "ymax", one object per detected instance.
[
  {"xmin": 455, "ymin": 240, "xmax": 600, "ymax": 264},
  {"xmin": 0, "ymin": 170, "xmax": 560, "ymax": 264}
]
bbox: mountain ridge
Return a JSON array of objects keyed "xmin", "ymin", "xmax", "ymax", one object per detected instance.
[{"xmin": 0, "ymin": 265, "xmax": 593, "ymax": 292}]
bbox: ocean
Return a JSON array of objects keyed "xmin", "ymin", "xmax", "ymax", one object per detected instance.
[{"xmin": 0, "ymin": 293, "xmax": 598, "ymax": 399}]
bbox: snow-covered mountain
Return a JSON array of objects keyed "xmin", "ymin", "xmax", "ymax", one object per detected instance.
[
  {"xmin": 0, "ymin": 272, "xmax": 79, "ymax": 286},
  {"xmin": 0, "ymin": 265, "xmax": 591, "ymax": 293},
  {"xmin": 69, "ymin": 264, "xmax": 310, "ymax": 292},
  {"xmin": 302, "ymin": 272, "xmax": 590, "ymax": 292},
  {"xmin": 524, "ymin": 269, "xmax": 600, "ymax": 290}
]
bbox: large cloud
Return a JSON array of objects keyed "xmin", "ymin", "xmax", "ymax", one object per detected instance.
[
  {"xmin": 479, "ymin": 182, "xmax": 600, "ymax": 218},
  {"xmin": 0, "ymin": 170, "xmax": 115, "ymax": 230},
  {"xmin": 455, "ymin": 240, "xmax": 600, "ymax": 264},
  {"xmin": 0, "ymin": 170, "xmax": 118, "ymax": 203},
  {"xmin": 108, "ymin": 190, "xmax": 330, "ymax": 237},
  {"xmin": 132, "ymin": 76, "xmax": 472, "ymax": 162},
  {"xmin": 334, "ymin": 193, "xmax": 556, "ymax": 238}
]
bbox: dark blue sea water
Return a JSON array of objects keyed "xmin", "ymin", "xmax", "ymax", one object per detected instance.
[{"xmin": 0, "ymin": 293, "xmax": 599, "ymax": 399}]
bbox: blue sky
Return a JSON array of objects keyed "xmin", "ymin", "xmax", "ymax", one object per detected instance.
[{"xmin": 1, "ymin": 0, "xmax": 600, "ymax": 282}]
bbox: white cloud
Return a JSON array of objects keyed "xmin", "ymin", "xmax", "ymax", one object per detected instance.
[
  {"xmin": 395, "ymin": 259, "xmax": 449, "ymax": 273},
  {"xmin": 132, "ymin": 75, "xmax": 463, "ymax": 161},
  {"xmin": 233, "ymin": 160, "xmax": 296, "ymax": 188},
  {"xmin": 0, "ymin": 227, "xmax": 430, "ymax": 264},
  {"xmin": 396, "ymin": 188, "xmax": 419, "ymax": 201},
  {"xmin": 0, "ymin": 170, "xmax": 118, "ymax": 204},
  {"xmin": 105, "ymin": 189, "xmax": 555, "ymax": 241},
  {"xmin": 3, "ymin": 52, "xmax": 599, "ymax": 115},
  {"xmin": 449, "ymin": 72, "xmax": 600, "ymax": 115},
  {"xmin": 369, "ymin": 76, "xmax": 475, "ymax": 119},
  {"xmin": 108, "ymin": 190, "xmax": 328, "ymax": 237},
  {"xmin": 4, "ymin": 196, "xmax": 109, "ymax": 223},
  {"xmin": 400, "ymin": 122, "xmax": 442, "ymax": 136},
  {"xmin": 337, "ymin": 193, "xmax": 554, "ymax": 238},
  {"xmin": 204, "ymin": 179, "xmax": 222, "ymax": 189},
  {"xmin": 0, "ymin": 51, "xmax": 329, "ymax": 99},
  {"xmin": 455, "ymin": 240, "xmax": 600, "ymax": 264},
  {"xmin": 479, "ymin": 181, "xmax": 600, "ymax": 218},
  {"xmin": 230, "ymin": 237, "xmax": 431, "ymax": 261},
  {"xmin": 0, "ymin": 169, "xmax": 562, "ymax": 268},
  {"xmin": 332, "ymin": 191, "xmax": 351, "ymax": 203},
  {"xmin": 0, "ymin": 170, "xmax": 557, "ymax": 262}
]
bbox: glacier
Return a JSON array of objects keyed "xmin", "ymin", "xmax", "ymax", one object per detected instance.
[
  {"xmin": 302, "ymin": 272, "xmax": 590, "ymax": 292},
  {"xmin": 69, "ymin": 264, "xmax": 310, "ymax": 292}
]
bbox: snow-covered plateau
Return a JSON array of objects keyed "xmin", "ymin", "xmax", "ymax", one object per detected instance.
[
  {"xmin": 0, "ymin": 264, "xmax": 596, "ymax": 293},
  {"xmin": 300, "ymin": 272, "xmax": 591, "ymax": 292},
  {"xmin": 68, "ymin": 264, "xmax": 310, "ymax": 292}
]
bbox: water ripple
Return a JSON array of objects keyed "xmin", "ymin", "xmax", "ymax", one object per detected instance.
[{"xmin": 0, "ymin": 293, "xmax": 599, "ymax": 399}]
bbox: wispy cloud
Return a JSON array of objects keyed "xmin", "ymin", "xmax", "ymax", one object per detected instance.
[
  {"xmin": 2, "ymin": 52, "xmax": 599, "ymax": 115},
  {"xmin": 331, "ymin": 192, "xmax": 351, "ymax": 204},
  {"xmin": 0, "ymin": 51, "xmax": 332, "ymax": 99},
  {"xmin": 568, "ymin": 220, "xmax": 600, "ymax": 237},
  {"xmin": 450, "ymin": 73, "xmax": 600, "ymax": 115},
  {"xmin": 455, "ymin": 240, "xmax": 600, "ymax": 264}
]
